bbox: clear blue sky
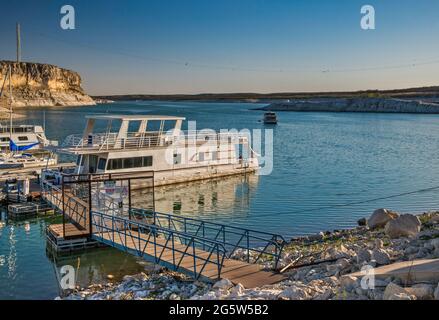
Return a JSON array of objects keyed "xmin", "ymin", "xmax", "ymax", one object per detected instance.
[{"xmin": 1, "ymin": 0, "xmax": 439, "ymax": 95}]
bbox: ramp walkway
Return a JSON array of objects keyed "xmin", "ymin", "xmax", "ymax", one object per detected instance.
[{"xmin": 41, "ymin": 176, "xmax": 287, "ymax": 288}]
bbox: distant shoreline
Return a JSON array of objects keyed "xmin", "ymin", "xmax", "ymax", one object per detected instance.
[
  {"xmin": 93, "ymin": 85, "xmax": 439, "ymax": 103},
  {"xmin": 256, "ymin": 97, "xmax": 439, "ymax": 114}
]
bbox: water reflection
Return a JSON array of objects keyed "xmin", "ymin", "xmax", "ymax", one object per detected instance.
[
  {"xmin": 132, "ymin": 174, "xmax": 259, "ymax": 221},
  {"xmin": 7, "ymin": 226, "xmax": 17, "ymax": 280},
  {"xmin": 0, "ymin": 212, "xmax": 5, "ymax": 229},
  {"xmin": 46, "ymin": 247, "xmax": 145, "ymax": 291},
  {"xmin": 24, "ymin": 222, "xmax": 31, "ymax": 233}
]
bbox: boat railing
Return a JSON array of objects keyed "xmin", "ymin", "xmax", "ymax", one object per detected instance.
[{"xmin": 62, "ymin": 131, "xmax": 251, "ymax": 151}]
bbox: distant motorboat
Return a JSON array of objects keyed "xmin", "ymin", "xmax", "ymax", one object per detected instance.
[{"xmin": 263, "ymin": 112, "xmax": 278, "ymax": 125}]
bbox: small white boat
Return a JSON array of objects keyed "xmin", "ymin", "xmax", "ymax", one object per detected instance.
[
  {"xmin": 0, "ymin": 124, "xmax": 55, "ymax": 152},
  {"xmin": 0, "ymin": 65, "xmax": 58, "ymax": 169},
  {"xmin": 0, "ymin": 152, "xmax": 57, "ymax": 169},
  {"xmin": 263, "ymin": 112, "xmax": 278, "ymax": 124}
]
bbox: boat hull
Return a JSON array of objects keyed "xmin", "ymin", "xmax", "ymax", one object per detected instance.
[{"xmin": 111, "ymin": 163, "xmax": 259, "ymax": 190}]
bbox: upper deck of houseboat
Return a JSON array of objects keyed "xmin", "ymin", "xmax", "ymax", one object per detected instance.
[{"xmin": 60, "ymin": 115, "xmax": 252, "ymax": 155}]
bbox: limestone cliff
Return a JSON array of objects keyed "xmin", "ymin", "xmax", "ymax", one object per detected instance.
[{"xmin": 0, "ymin": 61, "xmax": 96, "ymax": 108}]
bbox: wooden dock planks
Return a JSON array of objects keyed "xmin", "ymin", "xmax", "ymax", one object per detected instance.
[
  {"xmin": 95, "ymin": 230, "xmax": 286, "ymax": 288},
  {"xmin": 43, "ymin": 190, "xmax": 90, "ymax": 233},
  {"xmin": 48, "ymin": 223, "xmax": 89, "ymax": 239}
]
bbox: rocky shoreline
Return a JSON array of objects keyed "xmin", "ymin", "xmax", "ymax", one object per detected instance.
[
  {"xmin": 259, "ymin": 98, "xmax": 439, "ymax": 114},
  {"xmin": 62, "ymin": 210, "xmax": 439, "ymax": 301}
]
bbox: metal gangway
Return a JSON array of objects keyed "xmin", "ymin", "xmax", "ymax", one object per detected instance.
[
  {"xmin": 92, "ymin": 209, "xmax": 286, "ymax": 287},
  {"xmin": 41, "ymin": 171, "xmax": 287, "ymax": 288}
]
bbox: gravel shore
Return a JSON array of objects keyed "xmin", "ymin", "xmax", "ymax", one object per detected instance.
[{"xmin": 62, "ymin": 211, "xmax": 439, "ymax": 301}]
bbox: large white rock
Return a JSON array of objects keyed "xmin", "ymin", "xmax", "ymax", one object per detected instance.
[
  {"xmin": 405, "ymin": 284, "xmax": 434, "ymax": 300},
  {"xmin": 385, "ymin": 214, "xmax": 421, "ymax": 239},
  {"xmin": 340, "ymin": 275, "xmax": 359, "ymax": 291},
  {"xmin": 356, "ymin": 248, "xmax": 372, "ymax": 264},
  {"xmin": 278, "ymin": 286, "xmax": 308, "ymax": 300},
  {"xmin": 213, "ymin": 279, "xmax": 234, "ymax": 290},
  {"xmin": 372, "ymin": 249, "xmax": 391, "ymax": 265},
  {"xmin": 368, "ymin": 209, "xmax": 399, "ymax": 229},
  {"xmin": 383, "ymin": 282, "xmax": 409, "ymax": 300},
  {"xmin": 229, "ymin": 283, "xmax": 245, "ymax": 297}
]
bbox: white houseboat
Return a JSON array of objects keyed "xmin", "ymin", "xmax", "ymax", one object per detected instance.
[{"xmin": 59, "ymin": 115, "xmax": 259, "ymax": 187}]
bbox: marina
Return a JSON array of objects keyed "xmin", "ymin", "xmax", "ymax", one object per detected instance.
[
  {"xmin": 2, "ymin": 101, "xmax": 439, "ymax": 299},
  {"xmin": 2, "ymin": 1, "xmax": 439, "ymax": 303}
]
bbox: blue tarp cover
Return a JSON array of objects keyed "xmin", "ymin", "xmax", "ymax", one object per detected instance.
[{"xmin": 9, "ymin": 140, "xmax": 39, "ymax": 151}]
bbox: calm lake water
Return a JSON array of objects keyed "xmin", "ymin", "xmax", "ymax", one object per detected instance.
[{"xmin": 2, "ymin": 101, "xmax": 439, "ymax": 299}]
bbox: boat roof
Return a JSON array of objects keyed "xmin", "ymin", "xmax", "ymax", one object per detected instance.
[{"xmin": 85, "ymin": 115, "xmax": 186, "ymax": 121}]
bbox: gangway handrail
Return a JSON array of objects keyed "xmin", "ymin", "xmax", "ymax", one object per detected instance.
[
  {"xmin": 92, "ymin": 211, "xmax": 227, "ymax": 280},
  {"xmin": 94, "ymin": 211, "xmax": 229, "ymax": 248},
  {"xmin": 130, "ymin": 209, "xmax": 286, "ymax": 269},
  {"xmin": 131, "ymin": 209, "xmax": 286, "ymax": 241},
  {"xmin": 41, "ymin": 179, "xmax": 88, "ymax": 231}
]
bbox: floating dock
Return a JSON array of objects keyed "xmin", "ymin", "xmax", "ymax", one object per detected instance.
[
  {"xmin": 0, "ymin": 162, "xmax": 76, "ymax": 182},
  {"xmin": 7, "ymin": 202, "xmax": 54, "ymax": 219},
  {"xmin": 46, "ymin": 223, "xmax": 101, "ymax": 253}
]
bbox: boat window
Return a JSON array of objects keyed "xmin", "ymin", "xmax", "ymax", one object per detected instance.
[
  {"xmin": 107, "ymin": 156, "xmax": 153, "ymax": 170},
  {"xmin": 199, "ymin": 152, "xmax": 205, "ymax": 162},
  {"xmin": 123, "ymin": 158, "xmax": 134, "ymax": 169},
  {"xmin": 18, "ymin": 136, "xmax": 29, "ymax": 141},
  {"xmin": 108, "ymin": 158, "xmax": 123, "ymax": 170},
  {"xmin": 143, "ymin": 156, "xmax": 153, "ymax": 167},
  {"xmin": 0, "ymin": 137, "xmax": 10, "ymax": 142},
  {"xmin": 173, "ymin": 153, "xmax": 181, "ymax": 165},
  {"xmin": 212, "ymin": 151, "xmax": 218, "ymax": 161},
  {"xmin": 133, "ymin": 157, "xmax": 143, "ymax": 168},
  {"xmin": 98, "ymin": 158, "xmax": 107, "ymax": 170}
]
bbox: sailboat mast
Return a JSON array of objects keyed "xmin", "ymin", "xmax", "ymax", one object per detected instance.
[
  {"xmin": 8, "ymin": 65, "xmax": 13, "ymax": 141},
  {"xmin": 16, "ymin": 23, "xmax": 21, "ymax": 63}
]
